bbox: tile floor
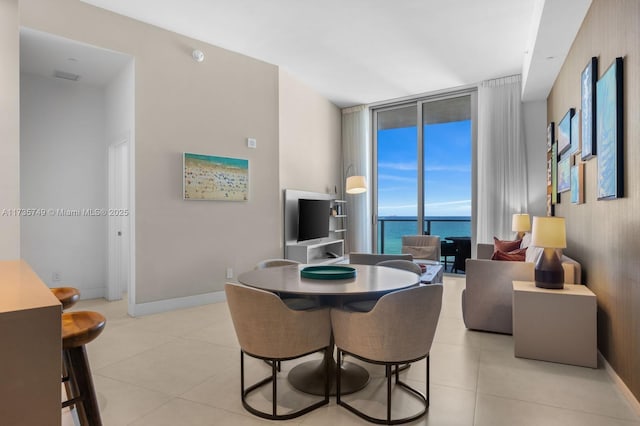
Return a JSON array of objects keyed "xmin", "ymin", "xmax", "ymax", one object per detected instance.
[{"xmin": 63, "ymin": 275, "xmax": 640, "ymax": 425}]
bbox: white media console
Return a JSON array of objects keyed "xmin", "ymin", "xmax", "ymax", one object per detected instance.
[{"xmin": 283, "ymin": 189, "xmax": 346, "ymax": 264}]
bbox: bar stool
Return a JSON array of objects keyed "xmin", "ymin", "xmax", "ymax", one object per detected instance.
[
  {"xmin": 62, "ymin": 311, "xmax": 106, "ymax": 426},
  {"xmin": 51, "ymin": 287, "xmax": 80, "ymax": 310}
]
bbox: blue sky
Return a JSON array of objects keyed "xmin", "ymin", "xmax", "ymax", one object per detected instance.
[{"xmin": 377, "ymin": 120, "xmax": 471, "ymax": 217}]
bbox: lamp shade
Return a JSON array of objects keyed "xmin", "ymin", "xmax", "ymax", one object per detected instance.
[
  {"xmin": 512, "ymin": 213, "xmax": 531, "ymax": 232},
  {"xmin": 531, "ymin": 216, "xmax": 566, "ymax": 248},
  {"xmin": 346, "ymin": 175, "xmax": 367, "ymax": 194}
]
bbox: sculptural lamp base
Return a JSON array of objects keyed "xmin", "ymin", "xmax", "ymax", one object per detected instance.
[{"xmin": 534, "ymin": 248, "xmax": 564, "ymax": 289}]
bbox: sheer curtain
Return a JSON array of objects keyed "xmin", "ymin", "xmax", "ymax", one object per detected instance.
[
  {"xmin": 477, "ymin": 75, "xmax": 528, "ymax": 243},
  {"xmin": 342, "ymin": 105, "xmax": 372, "ymax": 253}
]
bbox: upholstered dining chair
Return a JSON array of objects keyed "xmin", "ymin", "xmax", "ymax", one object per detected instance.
[
  {"xmin": 254, "ymin": 258, "xmax": 318, "ymax": 310},
  {"xmin": 224, "ymin": 282, "xmax": 332, "ymax": 420},
  {"xmin": 331, "ymin": 284, "xmax": 443, "ymax": 425},
  {"xmin": 343, "ymin": 259, "xmax": 422, "ymax": 313},
  {"xmin": 254, "ymin": 258, "xmax": 300, "ymax": 269}
]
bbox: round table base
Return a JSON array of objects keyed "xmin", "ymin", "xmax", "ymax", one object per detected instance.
[{"xmin": 288, "ymin": 358, "xmax": 369, "ymax": 396}]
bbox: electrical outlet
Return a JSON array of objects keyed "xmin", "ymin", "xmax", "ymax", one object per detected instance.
[
  {"xmin": 52, "ymin": 272, "xmax": 61, "ymax": 282},
  {"xmin": 226, "ymin": 268, "xmax": 233, "ymax": 279}
]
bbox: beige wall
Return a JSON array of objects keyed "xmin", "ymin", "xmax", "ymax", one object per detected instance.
[
  {"xmin": 547, "ymin": 0, "xmax": 640, "ymax": 402},
  {"xmin": 0, "ymin": 0, "xmax": 20, "ymax": 260},
  {"xmin": 278, "ymin": 70, "xmax": 342, "ymax": 195},
  {"xmin": 17, "ymin": 0, "xmax": 342, "ymax": 305},
  {"xmin": 20, "ymin": 0, "xmax": 285, "ymax": 303}
]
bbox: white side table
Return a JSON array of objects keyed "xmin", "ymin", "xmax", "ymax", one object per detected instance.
[{"xmin": 512, "ymin": 281, "xmax": 597, "ymax": 368}]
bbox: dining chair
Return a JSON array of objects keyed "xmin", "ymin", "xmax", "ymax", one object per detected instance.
[
  {"xmin": 254, "ymin": 258, "xmax": 319, "ymax": 310},
  {"xmin": 331, "ymin": 284, "xmax": 443, "ymax": 425},
  {"xmin": 343, "ymin": 259, "xmax": 422, "ymax": 313},
  {"xmin": 254, "ymin": 258, "xmax": 300, "ymax": 269},
  {"xmin": 224, "ymin": 282, "xmax": 332, "ymax": 420},
  {"xmin": 349, "ymin": 252, "xmax": 413, "ymax": 265}
]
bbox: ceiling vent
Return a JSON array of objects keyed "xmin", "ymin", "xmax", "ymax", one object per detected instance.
[{"xmin": 53, "ymin": 70, "xmax": 80, "ymax": 81}]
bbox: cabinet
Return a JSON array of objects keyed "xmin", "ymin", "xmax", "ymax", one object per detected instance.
[
  {"xmin": 283, "ymin": 190, "xmax": 347, "ymax": 264},
  {"xmin": 512, "ymin": 281, "xmax": 597, "ymax": 368},
  {"xmin": 286, "ymin": 239, "xmax": 344, "ymax": 264}
]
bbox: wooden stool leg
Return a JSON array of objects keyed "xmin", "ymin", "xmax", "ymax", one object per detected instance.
[{"xmin": 67, "ymin": 345, "xmax": 102, "ymax": 426}]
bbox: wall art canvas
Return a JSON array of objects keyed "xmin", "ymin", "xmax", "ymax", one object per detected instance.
[
  {"xmin": 183, "ymin": 153, "xmax": 249, "ymax": 201},
  {"xmin": 557, "ymin": 108, "xmax": 574, "ymax": 155},
  {"xmin": 581, "ymin": 57, "xmax": 597, "ymax": 160},
  {"xmin": 557, "ymin": 155, "xmax": 571, "ymax": 193},
  {"xmin": 551, "ymin": 142, "xmax": 559, "ymax": 204},
  {"xmin": 571, "ymin": 163, "xmax": 584, "ymax": 204},
  {"xmin": 547, "ymin": 122, "xmax": 554, "ymax": 152},
  {"xmin": 570, "ymin": 112, "xmax": 580, "ymax": 154},
  {"xmin": 596, "ymin": 57, "xmax": 624, "ymax": 200}
]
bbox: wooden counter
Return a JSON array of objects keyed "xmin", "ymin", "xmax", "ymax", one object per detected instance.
[{"xmin": 0, "ymin": 260, "xmax": 61, "ymax": 426}]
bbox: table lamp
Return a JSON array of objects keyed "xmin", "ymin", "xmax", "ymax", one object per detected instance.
[
  {"xmin": 531, "ymin": 216, "xmax": 566, "ymax": 289},
  {"xmin": 512, "ymin": 213, "xmax": 531, "ymax": 240}
]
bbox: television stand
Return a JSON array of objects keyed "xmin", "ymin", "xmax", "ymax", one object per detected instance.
[{"xmin": 286, "ymin": 239, "xmax": 344, "ymax": 264}]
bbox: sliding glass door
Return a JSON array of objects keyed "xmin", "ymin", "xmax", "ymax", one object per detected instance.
[{"xmin": 374, "ymin": 93, "xmax": 475, "ymax": 254}]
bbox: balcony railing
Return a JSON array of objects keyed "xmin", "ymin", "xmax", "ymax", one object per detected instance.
[{"xmin": 377, "ymin": 217, "xmax": 471, "ymax": 254}]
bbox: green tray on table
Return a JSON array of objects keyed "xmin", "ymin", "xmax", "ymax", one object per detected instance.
[{"xmin": 300, "ymin": 265, "xmax": 356, "ymax": 280}]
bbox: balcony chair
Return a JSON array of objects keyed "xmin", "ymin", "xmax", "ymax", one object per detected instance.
[
  {"xmin": 331, "ymin": 284, "xmax": 443, "ymax": 424},
  {"xmin": 401, "ymin": 235, "xmax": 441, "ymax": 262}
]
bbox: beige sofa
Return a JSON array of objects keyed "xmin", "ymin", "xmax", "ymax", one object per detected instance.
[{"xmin": 462, "ymin": 236, "xmax": 582, "ymax": 334}]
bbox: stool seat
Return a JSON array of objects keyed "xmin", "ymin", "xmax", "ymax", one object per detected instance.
[
  {"xmin": 62, "ymin": 311, "xmax": 106, "ymax": 349},
  {"xmin": 52, "ymin": 287, "xmax": 80, "ymax": 310}
]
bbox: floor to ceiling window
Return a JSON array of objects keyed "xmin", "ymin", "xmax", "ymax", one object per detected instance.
[{"xmin": 373, "ymin": 92, "xmax": 476, "ymax": 255}]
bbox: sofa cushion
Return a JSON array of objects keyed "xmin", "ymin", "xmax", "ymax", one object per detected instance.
[
  {"xmin": 493, "ymin": 237, "xmax": 521, "ymax": 252},
  {"xmin": 492, "ymin": 248, "xmax": 527, "ymax": 262}
]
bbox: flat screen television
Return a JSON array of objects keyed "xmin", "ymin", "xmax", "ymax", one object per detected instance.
[{"xmin": 297, "ymin": 199, "xmax": 330, "ymax": 242}]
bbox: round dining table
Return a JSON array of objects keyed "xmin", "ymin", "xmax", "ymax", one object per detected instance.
[{"xmin": 237, "ymin": 263, "xmax": 420, "ymax": 395}]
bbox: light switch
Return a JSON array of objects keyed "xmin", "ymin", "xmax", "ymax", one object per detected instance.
[{"xmin": 247, "ymin": 138, "xmax": 257, "ymax": 149}]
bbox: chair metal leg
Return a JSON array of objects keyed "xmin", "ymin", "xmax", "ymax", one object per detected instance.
[
  {"xmin": 241, "ymin": 349, "xmax": 329, "ymax": 420},
  {"xmin": 336, "ymin": 351, "xmax": 430, "ymax": 425}
]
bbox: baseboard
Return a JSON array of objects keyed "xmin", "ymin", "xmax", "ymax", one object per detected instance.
[
  {"xmin": 599, "ymin": 351, "xmax": 640, "ymax": 417},
  {"xmin": 130, "ymin": 290, "xmax": 226, "ymax": 317},
  {"xmin": 79, "ymin": 287, "xmax": 106, "ymax": 300}
]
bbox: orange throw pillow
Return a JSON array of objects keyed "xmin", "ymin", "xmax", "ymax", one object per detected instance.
[
  {"xmin": 491, "ymin": 248, "xmax": 527, "ymax": 261},
  {"xmin": 493, "ymin": 237, "xmax": 522, "ymax": 252}
]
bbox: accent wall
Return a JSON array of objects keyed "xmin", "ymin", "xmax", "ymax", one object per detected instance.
[{"xmin": 547, "ymin": 0, "xmax": 640, "ymax": 403}]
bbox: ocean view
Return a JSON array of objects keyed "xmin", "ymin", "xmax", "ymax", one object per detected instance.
[{"xmin": 377, "ymin": 216, "xmax": 471, "ymax": 254}]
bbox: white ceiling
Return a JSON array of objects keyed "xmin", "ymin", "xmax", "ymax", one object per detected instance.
[{"xmin": 22, "ymin": 0, "xmax": 592, "ymax": 106}]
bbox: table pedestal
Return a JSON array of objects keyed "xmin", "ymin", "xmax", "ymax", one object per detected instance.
[{"xmin": 288, "ymin": 358, "xmax": 369, "ymax": 396}]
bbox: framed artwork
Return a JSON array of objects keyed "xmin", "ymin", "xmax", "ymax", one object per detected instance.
[
  {"xmin": 551, "ymin": 142, "xmax": 559, "ymax": 204},
  {"xmin": 581, "ymin": 57, "xmax": 597, "ymax": 160},
  {"xmin": 596, "ymin": 57, "xmax": 624, "ymax": 200},
  {"xmin": 547, "ymin": 122, "xmax": 554, "ymax": 152},
  {"xmin": 557, "ymin": 155, "xmax": 571, "ymax": 193},
  {"xmin": 570, "ymin": 112, "xmax": 580, "ymax": 154},
  {"xmin": 183, "ymin": 152, "xmax": 249, "ymax": 201},
  {"xmin": 570, "ymin": 163, "xmax": 585, "ymax": 204},
  {"xmin": 546, "ymin": 194, "xmax": 555, "ymax": 216},
  {"xmin": 557, "ymin": 108, "xmax": 575, "ymax": 155}
]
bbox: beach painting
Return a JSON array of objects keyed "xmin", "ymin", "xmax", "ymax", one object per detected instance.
[{"xmin": 183, "ymin": 153, "xmax": 248, "ymax": 201}]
